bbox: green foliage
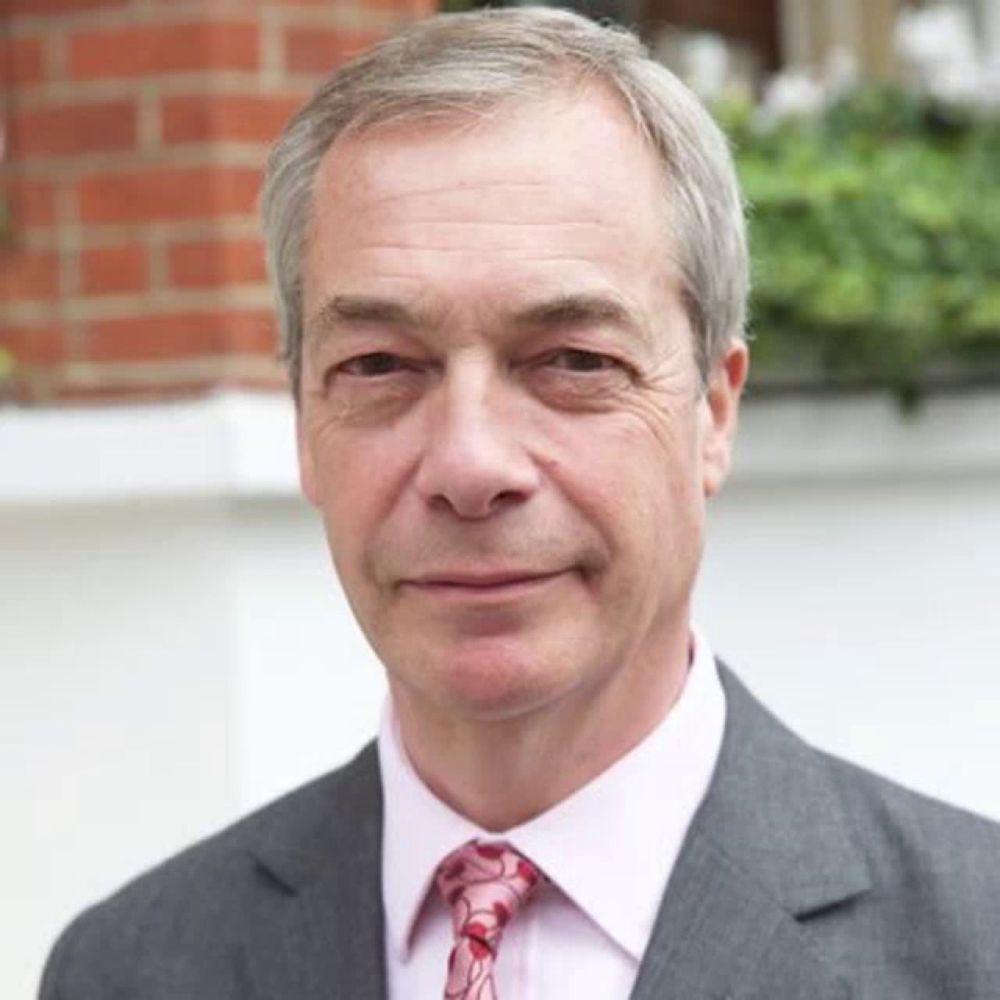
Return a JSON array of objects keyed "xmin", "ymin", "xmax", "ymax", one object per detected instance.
[{"xmin": 720, "ymin": 87, "xmax": 1000, "ymax": 402}]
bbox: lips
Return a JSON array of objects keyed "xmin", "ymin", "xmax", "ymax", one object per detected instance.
[{"xmin": 404, "ymin": 569, "xmax": 566, "ymax": 592}]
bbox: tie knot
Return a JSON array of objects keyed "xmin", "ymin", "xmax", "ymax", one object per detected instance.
[{"xmin": 435, "ymin": 840, "xmax": 541, "ymax": 959}]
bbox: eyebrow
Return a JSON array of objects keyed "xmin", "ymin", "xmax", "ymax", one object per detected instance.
[
  {"xmin": 305, "ymin": 295, "xmax": 428, "ymax": 342},
  {"xmin": 512, "ymin": 293, "xmax": 640, "ymax": 333},
  {"xmin": 304, "ymin": 290, "xmax": 648, "ymax": 345}
]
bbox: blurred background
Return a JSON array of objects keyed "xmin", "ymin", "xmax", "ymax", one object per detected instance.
[{"xmin": 2, "ymin": 0, "xmax": 999, "ymax": 996}]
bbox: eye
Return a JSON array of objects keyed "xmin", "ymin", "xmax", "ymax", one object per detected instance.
[
  {"xmin": 338, "ymin": 352, "xmax": 415, "ymax": 377},
  {"xmin": 544, "ymin": 349, "xmax": 624, "ymax": 373}
]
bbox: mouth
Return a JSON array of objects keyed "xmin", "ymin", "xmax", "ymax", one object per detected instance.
[{"xmin": 403, "ymin": 569, "xmax": 568, "ymax": 597}]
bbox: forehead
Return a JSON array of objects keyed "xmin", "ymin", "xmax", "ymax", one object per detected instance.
[
  {"xmin": 313, "ymin": 85, "xmax": 667, "ymax": 228},
  {"xmin": 303, "ymin": 86, "xmax": 679, "ymax": 318}
]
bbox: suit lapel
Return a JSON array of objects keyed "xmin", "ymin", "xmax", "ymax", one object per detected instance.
[
  {"xmin": 629, "ymin": 833, "xmax": 851, "ymax": 1000},
  {"xmin": 630, "ymin": 665, "xmax": 871, "ymax": 1000},
  {"xmin": 242, "ymin": 744, "xmax": 387, "ymax": 1000}
]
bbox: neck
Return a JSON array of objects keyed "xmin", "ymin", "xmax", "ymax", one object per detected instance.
[{"xmin": 391, "ymin": 628, "xmax": 692, "ymax": 831}]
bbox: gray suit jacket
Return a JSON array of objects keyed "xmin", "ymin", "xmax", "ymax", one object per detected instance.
[{"xmin": 40, "ymin": 666, "xmax": 1000, "ymax": 998}]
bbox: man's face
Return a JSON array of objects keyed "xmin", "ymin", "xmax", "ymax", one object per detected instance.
[{"xmin": 298, "ymin": 87, "xmax": 745, "ymax": 726}]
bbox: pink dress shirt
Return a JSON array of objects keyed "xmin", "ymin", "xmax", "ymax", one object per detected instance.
[{"xmin": 378, "ymin": 627, "xmax": 726, "ymax": 998}]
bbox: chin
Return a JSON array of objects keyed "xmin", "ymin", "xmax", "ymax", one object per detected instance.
[{"xmin": 393, "ymin": 635, "xmax": 583, "ymax": 723}]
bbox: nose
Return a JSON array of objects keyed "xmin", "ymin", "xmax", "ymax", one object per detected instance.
[{"xmin": 413, "ymin": 360, "xmax": 540, "ymax": 520}]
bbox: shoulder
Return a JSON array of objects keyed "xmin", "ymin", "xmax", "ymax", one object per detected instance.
[
  {"xmin": 718, "ymin": 661, "xmax": 1000, "ymax": 866},
  {"xmin": 817, "ymin": 750, "xmax": 1000, "ymax": 991},
  {"xmin": 822, "ymin": 745, "xmax": 1000, "ymax": 908},
  {"xmin": 39, "ymin": 743, "xmax": 380, "ymax": 999},
  {"xmin": 716, "ymin": 663, "xmax": 1000, "ymax": 984}
]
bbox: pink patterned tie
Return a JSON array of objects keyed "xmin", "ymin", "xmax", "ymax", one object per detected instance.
[{"xmin": 435, "ymin": 840, "xmax": 542, "ymax": 1000}]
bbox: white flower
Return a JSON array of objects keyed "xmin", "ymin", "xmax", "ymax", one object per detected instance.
[
  {"xmin": 682, "ymin": 33, "xmax": 731, "ymax": 104},
  {"xmin": 895, "ymin": 4, "xmax": 978, "ymax": 76},
  {"xmin": 759, "ymin": 71, "xmax": 827, "ymax": 123}
]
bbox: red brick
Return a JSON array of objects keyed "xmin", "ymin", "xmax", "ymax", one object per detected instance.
[
  {"xmin": 167, "ymin": 236, "xmax": 267, "ymax": 289},
  {"xmin": 85, "ymin": 309, "xmax": 277, "ymax": 361},
  {"xmin": 69, "ymin": 21, "xmax": 260, "ymax": 81},
  {"xmin": 81, "ymin": 243, "xmax": 149, "ymax": 295},
  {"xmin": 0, "ymin": 324, "xmax": 65, "ymax": 366},
  {"xmin": 76, "ymin": 166, "xmax": 261, "ymax": 225},
  {"xmin": 0, "ymin": 178, "xmax": 58, "ymax": 229},
  {"xmin": 0, "ymin": 36, "xmax": 46, "ymax": 86},
  {"xmin": 162, "ymin": 93, "xmax": 303, "ymax": 145},
  {"xmin": 0, "ymin": 249, "xmax": 61, "ymax": 301},
  {"xmin": 9, "ymin": 0, "xmax": 126, "ymax": 14},
  {"xmin": 284, "ymin": 27, "xmax": 383, "ymax": 76},
  {"xmin": 228, "ymin": 371, "xmax": 288, "ymax": 393},
  {"xmin": 52, "ymin": 380, "xmax": 216, "ymax": 404},
  {"xmin": 9, "ymin": 101, "xmax": 137, "ymax": 159},
  {"xmin": 44, "ymin": 362, "xmax": 289, "ymax": 404},
  {"xmin": 364, "ymin": 0, "xmax": 436, "ymax": 11},
  {"xmin": 273, "ymin": 0, "xmax": 430, "ymax": 7}
]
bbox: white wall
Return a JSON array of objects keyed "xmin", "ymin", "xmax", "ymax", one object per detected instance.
[
  {"xmin": 2, "ymin": 499, "xmax": 240, "ymax": 999},
  {"xmin": 698, "ymin": 392, "xmax": 1000, "ymax": 814},
  {"xmin": 227, "ymin": 498, "xmax": 385, "ymax": 810},
  {"xmin": 698, "ymin": 475, "xmax": 1000, "ymax": 812},
  {"xmin": 2, "ymin": 390, "xmax": 998, "ymax": 999}
]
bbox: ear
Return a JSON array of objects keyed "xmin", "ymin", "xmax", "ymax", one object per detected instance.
[
  {"xmin": 699, "ymin": 338, "xmax": 749, "ymax": 498},
  {"xmin": 296, "ymin": 411, "xmax": 322, "ymax": 507}
]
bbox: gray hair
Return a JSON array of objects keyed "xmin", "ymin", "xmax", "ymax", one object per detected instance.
[{"xmin": 261, "ymin": 7, "xmax": 748, "ymax": 395}]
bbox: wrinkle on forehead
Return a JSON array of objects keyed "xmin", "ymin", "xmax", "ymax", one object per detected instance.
[
  {"xmin": 356, "ymin": 218, "xmax": 611, "ymax": 230},
  {"xmin": 313, "ymin": 172, "xmax": 622, "ymax": 235},
  {"xmin": 342, "ymin": 179, "xmax": 562, "ymax": 212}
]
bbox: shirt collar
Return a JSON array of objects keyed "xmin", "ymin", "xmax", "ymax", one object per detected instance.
[{"xmin": 379, "ymin": 626, "xmax": 726, "ymax": 962}]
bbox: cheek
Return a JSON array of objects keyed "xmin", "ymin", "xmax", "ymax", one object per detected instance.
[
  {"xmin": 536, "ymin": 408, "xmax": 702, "ymax": 569},
  {"xmin": 309, "ymin": 431, "xmax": 391, "ymax": 566},
  {"xmin": 544, "ymin": 397, "xmax": 699, "ymax": 496}
]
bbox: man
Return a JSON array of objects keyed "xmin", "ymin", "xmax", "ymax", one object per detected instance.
[{"xmin": 41, "ymin": 8, "xmax": 1000, "ymax": 999}]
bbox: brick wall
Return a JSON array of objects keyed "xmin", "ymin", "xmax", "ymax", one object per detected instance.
[{"xmin": 0, "ymin": 0, "xmax": 433, "ymax": 405}]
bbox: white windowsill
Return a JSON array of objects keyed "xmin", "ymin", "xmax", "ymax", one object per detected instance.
[{"xmin": 0, "ymin": 392, "xmax": 299, "ymax": 505}]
